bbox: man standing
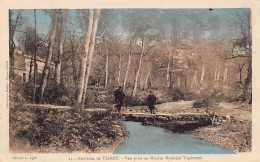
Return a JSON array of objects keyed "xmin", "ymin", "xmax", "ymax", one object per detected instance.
[
  {"xmin": 114, "ymin": 86, "xmax": 125, "ymax": 113},
  {"xmin": 147, "ymin": 91, "xmax": 156, "ymax": 114}
]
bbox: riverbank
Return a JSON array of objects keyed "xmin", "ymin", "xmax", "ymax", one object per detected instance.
[
  {"xmin": 123, "ymin": 101, "xmax": 251, "ymax": 153},
  {"xmin": 9, "ymin": 105, "xmax": 127, "ymax": 153},
  {"xmin": 184, "ymin": 102, "xmax": 251, "ymax": 152},
  {"xmin": 184, "ymin": 119, "xmax": 251, "ymax": 152}
]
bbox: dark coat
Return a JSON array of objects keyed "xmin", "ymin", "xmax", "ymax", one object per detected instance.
[
  {"xmin": 147, "ymin": 94, "xmax": 156, "ymax": 105},
  {"xmin": 114, "ymin": 89, "xmax": 125, "ymax": 103}
]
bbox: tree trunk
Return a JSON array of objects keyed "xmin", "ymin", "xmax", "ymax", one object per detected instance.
[
  {"xmin": 123, "ymin": 52, "xmax": 132, "ymax": 91},
  {"xmin": 184, "ymin": 76, "xmax": 187, "ymax": 88},
  {"xmin": 242, "ymin": 59, "xmax": 252, "ymax": 101},
  {"xmin": 28, "ymin": 54, "xmax": 34, "ymax": 82},
  {"xmin": 178, "ymin": 76, "xmax": 181, "ymax": 87},
  {"xmin": 248, "ymin": 92, "xmax": 252, "ymax": 104},
  {"xmin": 75, "ymin": 9, "xmax": 93, "ymax": 105},
  {"xmin": 37, "ymin": 9, "xmax": 59, "ymax": 103},
  {"xmin": 132, "ymin": 55, "xmax": 143, "ymax": 97},
  {"xmin": 118, "ymin": 52, "xmax": 122, "ymax": 86},
  {"xmin": 169, "ymin": 53, "xmax": 174, "ymax": 89},
  {"xmin": 238, "ymin": 64, "xmax": 244, "ymax": 86},
  {"xmin": 33, "ymin": 9, "xmax": 38, "ymax": 103},
  {"xmin": 217, "ymin": 63, "xmax": 221, "ymax": 81},
  {"xmin": 214, "ymin": 62, "xmax": 218, "ymax": 81},
  {"xmin": 166, "ymin": 53, "xmax": 172, "ymax": 87},
  {"xmin": 200, "ymin": 63, "xmax": 205, "ymax": 87},
  {"xmin": 81, "ymin": 9, "xmax": 100, "ymax": 107},
  {"xmin": 105, "ymin": 46, "xmax": 109, "ymax": 89},
  {"xmin": 55, "ymin": 9, "xmax": 67, "ymax": 84},
  {"xmin": 144, "ymin": 68, "xmax": 151, "ymax": 89},
  {"xmin": 71, "ymin": 37, "xmax": 77, "ymax": 85},
  {"xmin": 140, "ymin": 73, "xmax": 144, "ymax": 90},
  {"xmin": 223, "ymin": 64, "xmax": 228, "ymax": 82},
  {"xmin": 9, "ymin": 11, "xmax": 21, "ymax": 77},
  {"xmin": 132, "ymin": 40, "xmax": 145, "ymax": 97},
  {"xmin": 193, "ymin": 70, "xmax": 197, "ymax": 87}
]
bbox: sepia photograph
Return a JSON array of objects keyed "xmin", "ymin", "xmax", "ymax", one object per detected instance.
[{"xmin": 8, "ymin": 8, "xmax": 253, "ymax": 155}]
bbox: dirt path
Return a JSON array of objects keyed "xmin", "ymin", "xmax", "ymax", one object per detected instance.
[
  {"xmin": 122, "ymin": 101, "xmax": 195, "ymax": 114},
  {"xmin": 23, "ymin": 104, "xmax": 107, "ymax": 112}
]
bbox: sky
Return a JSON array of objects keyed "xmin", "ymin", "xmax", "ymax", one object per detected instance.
[
  {"xmin": 12, "ymin": 8, "xmax": 250, "ymax": 45},
  {"xmin": 21, "ymin": 9, "xmax": 52, "ymax": 35}
]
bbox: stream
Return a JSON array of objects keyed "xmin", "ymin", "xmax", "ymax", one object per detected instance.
[{"xmin": 113, "ymin": 121, "xmax": 235, "ymax": 154}]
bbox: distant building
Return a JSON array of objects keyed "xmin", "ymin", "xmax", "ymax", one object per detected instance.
[{"xmin": 12, "ymin": 49, "xmax": 55, "ymax": 83}]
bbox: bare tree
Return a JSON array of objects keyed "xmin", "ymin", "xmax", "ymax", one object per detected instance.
[
  {"xmin": 192, "ymin": 70, "xmax": 197, "ymax": 87},
  {"xmin": 199, "ymin": 63, "xmax": 205, "ymax": 87},
  {"xmin": 37, "ymin": 9, "xmax": 59, "ymax": 103},
  {"xmin": 33, "ymin": 9, "xmax": 37, "ymax": 103},
  {"xmin": 144, "ymin": 67, "xmax": 152, "ymax": 89},
  {"xmin": 55, "ymin": 9, "xmax": 67, "ymax": 84},
  {"xmin": 75, "ymin": 9, "xmax": 94, "ymax": 105},
  {"xmin": 123, "ymin": 35, "xmax": 137, "ymax": 91},
  {"xmin": 225, "ymin": 10, "xmax": 251, "ymax": 101},
  {"xmin": 82, "ymin": 9, "xmax": 100, "ymax": 107},
  {"xmin": 132, "ymin": 37, "xmax": 156, "ymax": 97},
  {"xmin": 9, "ymin": 10, "xmax": 23, "ymax": 76},
  {"xmin": 216, "ymin": 63, "xmax": 221, "ymax": 81},
  {"xmin": 117, "ymin": 52, "xmax": 122, "ymax": 86},
  {"xmin": 223, "ymin": 64, "xmax": 228, "ymax": 82},
  {"xmin": 105, "ymin": 44, "xmax": 109, "ymax": 89}
]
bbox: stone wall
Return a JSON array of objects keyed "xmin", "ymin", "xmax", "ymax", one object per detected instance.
[{"xmin": 121, "ymin": 113, "xmax": 211, "ymax": 133}]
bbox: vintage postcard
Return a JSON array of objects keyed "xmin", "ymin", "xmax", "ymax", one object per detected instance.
[{"xmin": 1, "ymin": 0, "xmax": 260, "ymax": 161}]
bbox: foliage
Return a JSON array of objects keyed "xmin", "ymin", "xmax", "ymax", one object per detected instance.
[
  {"xmin": 193, "ymin": 98, "xmax": 210, "ymax": 108},
  {"xmin": 192, "ymin": 87, "xmax": 230, "ymax": 108},
  {"xmin": 10, "ymin": 9, "xmax": 252, "ymax": 108},
  {"xmin": 83, "ymin": 87, "xmax": 114, "ymax": 108},
  {"xmin": 23, "ymin": 82, "xmax": 35, "ymax": 102},
  {"xmin": 9, "ymin": 106, "xmax": 126, "ymax": 152},
  {"xmin": 168, "ymin": 88, "xmax": 185, "ymax": 102},
  {"xmin": 124, "ymin": 95, "xmax": 145, "ymax": 107},
  {"xmin": 9, "ymin": 75, "xmax": 26, "ymax": 106},
  {"xmin": 43, "ymin": 82, "xmax": 69, "ymax": 105}
]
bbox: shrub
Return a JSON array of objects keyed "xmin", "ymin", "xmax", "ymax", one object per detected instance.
[
  {"xmin": 84, "ymin": 88, "xmax": 114, "ymax": 108},
  {"xmin": 170, "ymin": 88, "xmax": 185, "ymax": 101},
  {"xmin": 43, "ymin": 82, "xmax": 69, "ymax": 105},
  {"xmin": 23, "ymin": 82, "xmax": 35, "ymax": 102},
  {"xmin": 10, "ymin": 106, "xmax": 126, "ymax": 152},
  {"xmin": 124, "ymin": 96, "xmax": 144, "ymax": 107},
  {"xmin": 9, "ymin": 75, "xmax": 27, "ymax": 106},
  {"xmin": 193, "ymin": 98, "xmax": 210, "ymax": 108}
]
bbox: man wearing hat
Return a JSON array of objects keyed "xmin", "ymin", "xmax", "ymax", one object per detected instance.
[
  {"xmin": 114, "ymin": 86, "xmax": 125, "ymax": 113},
  {"xmin": 147, "ymin": 91, "xmax": 156, "ymax": 114}
]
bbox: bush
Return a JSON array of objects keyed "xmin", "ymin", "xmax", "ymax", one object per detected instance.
[
  {"xmin": 9, "ymin": 75, "xmax": 27, "ymax": 106},
  {"xmin": 10, "ymin": 106, "xmax": 127, "ymax": 152},
  {"xmin": 84, "ymin": 88, "xmax": 114, "ymax": 108},
  {"xmin": 193, "ymin": 98, "xmax": 210, "ymax": 108},
  {"xmin": 43, "ymin": 82, "xmax": 69, "ymax": 105},
  {"xmin": 170, "ymin": 88, "xmax": 185, "ymax": 101},
  {"xmin": 23, "ymin": 82, "xmax": 35, "ymax": 102},
  {"xmin": 124, "ymin": 96, "xmax": 144, "ymax": 107}
]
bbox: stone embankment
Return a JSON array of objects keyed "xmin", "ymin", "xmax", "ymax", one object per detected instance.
[{"xmin": 121, "ymin": 112, "xmax": 212, "ymax": 133}]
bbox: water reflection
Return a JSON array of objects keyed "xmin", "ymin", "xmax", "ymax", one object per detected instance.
[{"xmin": 114, "ymin": 121, "xmax": 235, "ymax": 154}]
